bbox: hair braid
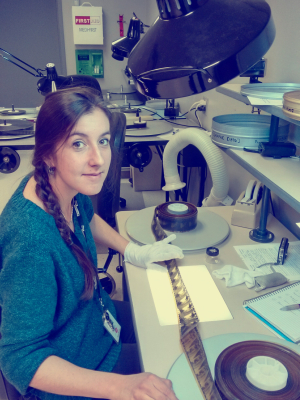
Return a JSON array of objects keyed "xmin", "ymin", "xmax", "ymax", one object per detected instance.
[{"xmin": 34, "ymin": 162, "xmax": 96, "ymax": 300}]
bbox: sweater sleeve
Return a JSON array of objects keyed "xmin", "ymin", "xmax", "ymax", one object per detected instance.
[{"xmin": 0, "ymin": 231, "xmax": 60, "ymax": 394}]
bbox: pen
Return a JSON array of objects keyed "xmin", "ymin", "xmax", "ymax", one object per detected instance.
[{"xmin": 280, "ymin": 304, "xmax": 300, "ymax": 311}]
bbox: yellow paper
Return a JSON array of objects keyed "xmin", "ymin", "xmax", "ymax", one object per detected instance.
[{"xmin": 147, "ymin": 265, "xmax": 233, "ymax": 326}]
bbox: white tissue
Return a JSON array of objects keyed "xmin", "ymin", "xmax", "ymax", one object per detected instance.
[{"xmin": 212, "ymin": 265, "xmax": 264, "ymax": 288}]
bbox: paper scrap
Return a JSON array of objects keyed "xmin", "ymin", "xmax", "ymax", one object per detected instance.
[
  {"xmin": 234, "ymin": 241, "xmax": 300, "ymax": 281},
  {"xmin": 246, "ymin": 96, "xmax": 283, "ymax": 106},
  {"xmin": 147, "ymin": 264, "xmax": 233, "ymax": 326}
]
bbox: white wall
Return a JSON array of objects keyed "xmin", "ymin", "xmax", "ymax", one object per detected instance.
[
  {"xmin": 262, "ymin": 0, "xmax": 300, "ymax": 83},
  {"xmin": 61, "ymin": 0, "xmax": 148, "ymax": 90},
  {"xmin": 0, "ymin": 0, "xmax": 66, "ymax": 107},
  {"xmin": 144, "ymin": 1, "xmax": 159, "ymax": 26}
]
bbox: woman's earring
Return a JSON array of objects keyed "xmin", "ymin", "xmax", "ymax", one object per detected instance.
[{"xmin": 48, "ymin": 166, "xmax": 55, "ymax": 175}]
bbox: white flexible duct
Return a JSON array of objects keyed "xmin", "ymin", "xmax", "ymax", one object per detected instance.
[{"xmin": 162, "ymin": 128, "xmax": 229, "ymax": 207}]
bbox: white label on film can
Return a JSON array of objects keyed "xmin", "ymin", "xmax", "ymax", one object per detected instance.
[{"xmin": 168, "ymin": 203, "xmax": 189, "ymax": 215}]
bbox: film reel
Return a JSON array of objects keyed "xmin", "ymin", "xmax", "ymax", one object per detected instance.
[
  {"xmin": 127, "ymin": 143, "xmax": 152, "ymax": 172},
  {"xmin": 215, "ymin": 340, "xmax": 300, "ymax": 400},
  {"xmin": 167, "ymin": 333, "xmax": 300, "ymax": 400},
  {"xmin": 98, "ymin": 272, "xmax": 116, "ymax": 299},
  {"xmin": 0, "ymin": 119, "xmax": 33, "ymax": 133},
  {"xmin": 0, "ymin": 147, "xmax": 20, "ymax": 174},
  {"xmin": 0, "ymin": 108, "xmax": 26, "ymax": 116},
  {"xmin": 156, "ymin": 202, "xmax": 198, "ymax": 232}
]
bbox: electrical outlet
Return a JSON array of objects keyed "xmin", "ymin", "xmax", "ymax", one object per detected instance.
[
  {"xmin": 197, "ymin": 98, "xmax": 207, "ymax": 112},
  {"xmin": 203, "ymin": 97, "xmax": 208, "ymax": 111}
]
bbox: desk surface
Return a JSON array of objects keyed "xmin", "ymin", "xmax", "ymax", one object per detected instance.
[{"xmin": 116, "ymin": 206, "xmax": 297, "ymax": 377}]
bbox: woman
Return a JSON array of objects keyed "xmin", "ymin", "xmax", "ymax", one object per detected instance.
[{"xmin": 0, "ymin": 87, "xmax": 183, "ymax": 400}]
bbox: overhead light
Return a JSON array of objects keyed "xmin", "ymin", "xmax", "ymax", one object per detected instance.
[{"xmin": 127, "ymin": 0, "xmax": 276, "ymax": 99}]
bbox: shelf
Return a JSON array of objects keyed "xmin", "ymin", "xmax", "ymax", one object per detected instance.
[
  {"xmin": 215, "ymin": 84, "xmax": 300, "ymax": 213},
  {"xmin": 216, "ymin": 84, "xmax": 300, "ymax": 127},
  {"xmin": 223, "ymin": 147, "xmax": 300, "ymax": 213}
]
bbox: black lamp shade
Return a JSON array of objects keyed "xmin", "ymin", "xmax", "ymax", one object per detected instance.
[
  {"xmin": 112, "ymin": 17, "xmax": 141, "ymax": 61},
  {"xmin": 127, "ymin": 0, "xmax": 275, "ymax": 99}
]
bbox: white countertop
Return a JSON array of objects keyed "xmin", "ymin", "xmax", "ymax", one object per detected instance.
[{"xmin": 116, "ymin": 206, "xmax": 297, "ymax": 377}]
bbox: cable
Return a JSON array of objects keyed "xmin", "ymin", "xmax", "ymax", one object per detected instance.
[
  {"xmin": 140, "ymin": 106, "xmax": 205, "ymax": 128},
  {"xmin": 189, "ymin": 101, "xmax": 202, "ymax": 112},
  {"xmin": 244, "ymin": 147, "xmax": 259, "ymax": 153},
  {"xmin": 194, "ymin": 109, "xmax": 202, "ymax": 128},
  {"xmin": 165, "ymin": 120, "xmax": 202, "ymax": 128}
]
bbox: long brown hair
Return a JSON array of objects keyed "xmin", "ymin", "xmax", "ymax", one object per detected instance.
[{"xmin": 32, "ymin": 87, "xmax": 112, "ymax": 300}]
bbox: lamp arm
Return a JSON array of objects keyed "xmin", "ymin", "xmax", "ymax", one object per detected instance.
[
  {"xmin": 162, "ymin": 128, "xmax": 229, "ymax": 206},
  {"xmin": 0, "ymin": 47, "xmax": 45, "ymax": 77}
]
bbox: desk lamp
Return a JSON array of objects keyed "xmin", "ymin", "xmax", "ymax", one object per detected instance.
[
  {"xmin": 129, "ymin": 0, "xmax": 275, "ymax": 216},
  {"xmin": 111, "ymin": 15, "xmax": 142, "ymax": 61},
  {"xmin": 118, "ymin": 0, "xmax": 276, "ymax": 240},
  {"xmin": 0, "ymin": 48, "xmax": 101, "ymax": 96},
  {"xmin": 127, "ymin": 0, "xmax": 275, "ymax": 99}
]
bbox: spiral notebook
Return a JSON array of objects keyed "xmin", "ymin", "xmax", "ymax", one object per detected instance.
[{"xmin": 243, "ymin": 282, "xmax": 300, "ymax": 343}]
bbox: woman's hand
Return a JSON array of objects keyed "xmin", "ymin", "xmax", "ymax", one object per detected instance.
[
  {"xmin": 113, "ymin": 372, "xmax": 179, "ymax": 400},
  {"xmin": 124, "ymin": 235, "xmax": 184, "ymax": 269},
  {"xmin": 29, "ymin": 356, "xmax": 177, "ymax": 400}
]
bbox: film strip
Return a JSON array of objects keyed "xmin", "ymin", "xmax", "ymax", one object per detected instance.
[{"xmin": 151, "ymin": 207, "xmax": 222, "ymax": 400}]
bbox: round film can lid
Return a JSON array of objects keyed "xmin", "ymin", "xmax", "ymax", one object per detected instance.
[
  {"xmin": 283, "ymin": 90, "xmax": 300, "ymax": 121},
  {"xmin": 167, "ymin": 203, "xmax": 189, "ymax": 215},
  {"xmin": 283, "ymin": 90, "xmax": 300, "ymax": 103}
]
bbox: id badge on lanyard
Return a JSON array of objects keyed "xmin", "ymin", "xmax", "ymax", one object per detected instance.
[
  {"xmin": 74, "ymin": 200, "xmax": 122, "ymax": 344},
  {"xmin": 93, "ymin": 276, "xmax": 121, "ymax": 343},
  {"xmin": 103, "ymin": 309, "xmax": 121, "ymax": 343}
]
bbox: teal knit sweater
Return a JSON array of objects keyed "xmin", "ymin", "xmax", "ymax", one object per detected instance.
[{"xmin": 0, "ymin": 175, "xmax": 121, "ymax": 400}]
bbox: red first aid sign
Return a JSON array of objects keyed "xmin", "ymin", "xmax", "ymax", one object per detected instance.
[
  {"xmin": 72, "ymin": 6, "xmax": 103, "ymax": 44},
  {"xmin": 75, "ymin": 16, "xmax": 90, "ymax": 25}
]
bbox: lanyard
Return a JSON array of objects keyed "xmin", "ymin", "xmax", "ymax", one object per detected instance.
[
  {"xmin": 70, "ymin": 199, "xmax": 104, "ymax": 308},
  {"xmin": 71, "ymin": 199, "xmax": 121, "ymax": 343}
]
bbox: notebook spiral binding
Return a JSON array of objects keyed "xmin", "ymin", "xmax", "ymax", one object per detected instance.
[{"xmin": 246, "ymin": 281, "xmax": 300, "ymax": 303}]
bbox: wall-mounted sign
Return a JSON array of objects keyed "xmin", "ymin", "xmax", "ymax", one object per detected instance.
[
  {"xmin": 75, "ymin": 49, "xmax": 104, "ymax": 78},
  {"xmin": 72, "ymin": 5, "xmax": 103, "ymax": 45}
]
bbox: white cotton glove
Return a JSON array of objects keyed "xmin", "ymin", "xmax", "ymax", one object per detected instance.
[{"xmin": 124, "ymin": 234, "xmax": 184, "ymax": 269}]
